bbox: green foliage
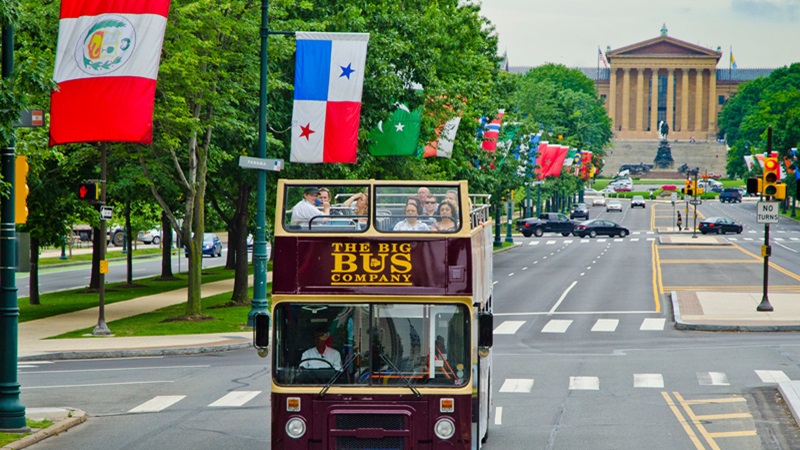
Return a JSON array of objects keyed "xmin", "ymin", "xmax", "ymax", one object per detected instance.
[{"xmin": 719, "ymin": 63, "xmax": 800, "ymax": 178}]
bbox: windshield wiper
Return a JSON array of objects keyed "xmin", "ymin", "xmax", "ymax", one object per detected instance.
[
  {"xmin": 318, "ymin": 350, "xmax": 360, "ymax": 398},
  {"xmin": 379, "ymin": 353, "xmax": 422, "ymax": 398}
]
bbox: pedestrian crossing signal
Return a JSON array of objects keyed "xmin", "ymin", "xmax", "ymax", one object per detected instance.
[{"xmin": 77, "ymin": 183, "xmax": 99, "ymax": 201}]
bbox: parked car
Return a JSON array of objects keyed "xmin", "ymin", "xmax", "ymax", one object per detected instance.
[
  {"xmin": 719, "ymin": 188, "xmax": 742, "ymax": 203},
  {"xmin": 599, "ymin": 187, "xmax": 616, "ymax": 195},
  {"xmin": 592, "ymin": 197, "xmax": 607, "ymax": 207},
  {"xmin": 614, "ymin": 186, "xmax": 632, "ymax": 192},
  {"xmin": 606, "ymin": 200, "xmax": 623, "ymax": 212},
  {"xmin": 570, "ymin": 203, "xmax": 590, "ymax": 220},
  {"xmin": 137, "ymin": 228, "xmax": 162, "ymax": 245},
  {"xmin": 706, "ymin": 172, "xmax": 722, "ymax": 179},
  {"xmin": 184, "ymin": 232, "xmax": 223, "ymax": 257},
  {"xmin": 583, "ymin": 188, "xmax": 600, "ymax": 196},
  {"xmin": 699, "ymin": 217, "xmax": 743, "ymax": 235},
  {"xmin": 631, "ymin": 195, "xmax": 646, "ymax": 208},
  {"xmin": 661, "ymin": 185, "xmax": 677, "ymax": 191},
  {"xmin": 573, "ymin": 219, "xmax": 630, "ymax": 238}
]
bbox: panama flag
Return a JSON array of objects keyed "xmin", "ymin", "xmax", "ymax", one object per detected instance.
[
  {"xmin": 290, "ymin": 32, "xmax": 370, "ymax": 164},
  {"xmin": 50, "ymin": 0, "xmax": 170, "ymax": 146}
]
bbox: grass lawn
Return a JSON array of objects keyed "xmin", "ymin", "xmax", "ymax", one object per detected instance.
[
  {"xmin": 38, "ymin": 247, "xmax": 164, "ymax": 266},
  {"xmin": 0, "ymin": 419, "xmax": 54, "ymax": 447},
  {"xmin": 18, "ymin": 265, "xmax": 254, "ymax": 322},
  {"xmin": 52, "ymin": 285, "xmax": 266, "ymax": 339}
]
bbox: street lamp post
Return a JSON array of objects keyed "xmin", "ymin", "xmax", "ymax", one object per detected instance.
[{"xmin": 504, "ymin": 199, "xmax": 514, "ymax": 243}]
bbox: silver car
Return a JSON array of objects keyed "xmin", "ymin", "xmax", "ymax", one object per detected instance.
[{"xmin": 606, "ymin": 200, "xmax": 623, "ymax": 212}]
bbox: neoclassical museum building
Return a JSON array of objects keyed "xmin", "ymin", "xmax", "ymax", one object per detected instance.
[{"xmin": 510, "ymin": 27, "xmax": 774, "ymax": 142}]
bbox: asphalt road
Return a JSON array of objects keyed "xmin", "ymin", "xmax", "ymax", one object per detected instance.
[{"xmin": 17, "ymin": 200, "xmax": 800, "ymax": 449}]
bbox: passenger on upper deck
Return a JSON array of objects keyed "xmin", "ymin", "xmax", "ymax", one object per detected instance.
[
  {"xmin": 423, "ymin": 195, "xmax": 438, "ymax": 217},
  {"xmin": 343, "ymin": 191, "xmax": 369, "ymax": 217},
  {"xmin": 393, "ymin": 198, "xmax": 429, "ymax": 232},
  {"xmin": 445, "ymin": 189, "xmax": 458, "ymax": 205},
  {"xmin": 431, "ymin": 200, "xmax": 458, "ymax": 232},
  {"xmin": 290, "ymin": 187, "xmax": 330, "ymax": 226}
]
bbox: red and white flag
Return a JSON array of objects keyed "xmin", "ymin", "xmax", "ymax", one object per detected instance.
[{"xmin": 50, "ymin": 1, "xmax": 171, "ymax": 146}]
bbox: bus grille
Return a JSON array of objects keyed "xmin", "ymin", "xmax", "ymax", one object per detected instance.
[
  {"xmin": 335, "ymin": 413, "xmax": 405, "ymax": 431},
  {"xmin": 335, "ymin": 436, "xmax": 404, "ymax": 449}
]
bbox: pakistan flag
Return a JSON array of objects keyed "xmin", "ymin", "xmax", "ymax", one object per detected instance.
[{"xmin": 368, "ymin": 104, "xmax": 422, "ymax": 156}]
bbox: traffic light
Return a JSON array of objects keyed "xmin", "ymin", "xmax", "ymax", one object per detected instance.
[
  {"xmin": 14, "ymin": 156, "xmax": 28, "ymax": 224},
  {"xmin": 746, "ymin": 177, "xmax": 761, "ymax": 195},
  {"xmin": 762, "ymin": 157, "xmax": 786, "ymax": 199},
  {"xmin": 77, "ymin": 183, "xmax": 99, "ymax": 201},
  {"xmin": 682, "ymin": 179, "xmax": 692, "ymax": 196}
]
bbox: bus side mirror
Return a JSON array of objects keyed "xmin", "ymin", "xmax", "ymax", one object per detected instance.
[
  {"xmin": 478, "ymin": 312, "xmax": 493, "ymax": 349},
  {"xmin": 253, "ymin": 313, "xmax": 270, "ymax": 357}
]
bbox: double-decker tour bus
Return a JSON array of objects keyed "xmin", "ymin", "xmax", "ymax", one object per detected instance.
[{"xmin": 254, "ymin": 179, "xmax": 494, "ymax": 449}]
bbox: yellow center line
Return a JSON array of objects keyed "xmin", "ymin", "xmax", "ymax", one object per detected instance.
[
  {"xmin": 661, "ymin": 391, "xmax": 705, "ymax": 449},
  {"xmin": 731, "ymin": 242, "xmax": 800, "ymax": 282},
  {"xmin": 694, "ymin": 413, "xmax": 752, "ymax": 420},
  {"xmin": 707, "ymin": 430, "xmax": 759, "ymax": 438},
  {"xmin": 659, "ymin": 259, "xmax": 758, "ymax": 264},
  {"xmin": 653, "ymin": 240, "xmax": 663, "ymax": 308},
  {"xmin": 684, "ymin": 397, "xmax": 747, "ymax": 405}
]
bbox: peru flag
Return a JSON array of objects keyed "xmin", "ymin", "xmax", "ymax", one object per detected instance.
[
  {"xmin": 50, "ymin": 0, "xmax": 170, "ymax": 146},
  {"xmin": 290, "ymin": 32, "xmax": 370, "ymax": 164}
]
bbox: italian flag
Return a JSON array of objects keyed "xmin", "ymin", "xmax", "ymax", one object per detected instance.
[{"xmin": 50, "ymin": 1, "xmax": 171, "ymax": 146}]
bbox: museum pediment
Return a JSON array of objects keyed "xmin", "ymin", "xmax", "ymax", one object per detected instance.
[{"xmin": 608, "ymin": 36, "xmax": 721, "ymax": 61}]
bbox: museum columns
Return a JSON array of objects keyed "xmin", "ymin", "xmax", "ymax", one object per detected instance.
[
  {"xmin": 680, "ymin": 68, "xmax": 689, "ymax": 131},
  {"xmin": 666, "ymin": 68, "xmax": 674, "ymax": 133},
  {"xmin": 694, "ymin": 69, "xmax": 703, "ymax": 132},
  {"xmin": 636, "ymin": 69, "xmax": 645, "ymax": 132},
  {"xmin": 650, "ymin": 68, "xmax": 659, "ymax": 134},
  {"xmin": 621, "ymin": 68, "xmax": 630, "ymax": 131}
]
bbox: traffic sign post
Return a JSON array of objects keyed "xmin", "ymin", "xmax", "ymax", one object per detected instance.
[
  {"xmin": 756, "ymin": 127, "xmax": 776, "ymax": 312},
  {"xmin": 100, "ymin": 206, "xmax": 113, "ymax": 221},
  {"xmin": 756, "ymin": 201, "xmax": 779, "ymax": 223}
]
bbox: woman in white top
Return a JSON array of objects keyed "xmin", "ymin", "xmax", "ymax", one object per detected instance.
[{"xmin": 393, "ymin": 198, "xmax": 429, "ymax": 232}]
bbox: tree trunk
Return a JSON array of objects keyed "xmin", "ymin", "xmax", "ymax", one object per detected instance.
[
  {"xmin": 186, "ymin": 186, "xmax": 205, "ymax": 317},
  {"xmin": 160, "ymin": 210, "xmax": 176, "ymax": 279},
  {"xmin": 29, "ymin": 237, "xmax": 40, "ymax": 305},
  {"xmin": 89, "ymin": 226, "xmax": 101, "ymax": 289},
  {"xmin": 231, "ymin": 184, "xmax": 250, "ymax": 303},
  {"xmin": 125, "ymin": 201, "xmax": 133, "ymax": 285}
]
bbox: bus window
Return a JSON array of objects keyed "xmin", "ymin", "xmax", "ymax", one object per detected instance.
[
  {"xmin": 283, "ymin": 184, "xmax": 370, "ymax": 232},
  {"xmin": 273, "ymin": 303, "xmax": 469, "ymax": 387},
  {"xmin": 374, "ymin": 185, "xmax": 461, "ymax": 233}
]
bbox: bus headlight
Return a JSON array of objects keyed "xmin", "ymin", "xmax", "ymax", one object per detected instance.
[
  {"xmin": 434, "ymin": 417, "xmax": 455, "ymax": 440},
  {"xmin": 285, "ymin": 417, "xmax": 306, "ymax": 439}
]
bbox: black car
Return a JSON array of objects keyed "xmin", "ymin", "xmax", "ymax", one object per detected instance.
[
  {"xmin": 570, "ymin": 203, "xmax": 589, "ymax": 220},
  {"xmin": 699, "ymin": 217, "xmax": 743, "ymax": 234},
  {"xmin": 572, "ymin": 219, "xmax": 629, "ymax": 238}
]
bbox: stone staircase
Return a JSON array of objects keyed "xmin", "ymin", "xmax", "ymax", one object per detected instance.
[{"xmin": 602, "ymin": 140, "xmax": 728, "ymax": 179}]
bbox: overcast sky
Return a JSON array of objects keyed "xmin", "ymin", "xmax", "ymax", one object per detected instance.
[{"xmin": 478, "ymin": 0, "xmax": 800, "ymax": 69}]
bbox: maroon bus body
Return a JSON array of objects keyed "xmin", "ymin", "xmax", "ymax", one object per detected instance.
[
  {"xmin": 272, "ymin": 393, "xmax": 472, "ymax": 449},
  {"xmin": 272, "ymin": 236, "xmax": 473, "ymax": 297}
]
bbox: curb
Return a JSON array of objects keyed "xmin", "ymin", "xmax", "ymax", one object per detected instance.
[
  {"xmin": 1, "ymin": 409, "xmax": 86, "ymax": 450},
  {"xmin": 18, "ymin": 341, "xmax": 253, "ymax": 362},
  {"xmin": 778, "ymin": 381, "xmax": 800, "ymax": 427},
  {"xmin": 40, "ymin": 253, "xmax": 164, "ymax": 270}
]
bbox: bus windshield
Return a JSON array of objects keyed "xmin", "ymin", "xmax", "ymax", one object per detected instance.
[{"xmin": 273, "ymin": 303, "xmax": 469, "ymax": 388}]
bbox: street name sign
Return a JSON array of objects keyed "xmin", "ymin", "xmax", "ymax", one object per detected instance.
[
  {"xmin": 757, "ymin": 201, "xmax": 780, "ymax": 223},
  {"xmin": 689, "ymin": 199, "xmax": 702, "ymax": 206},
  {"xmin": 239, "ymin": 156, "xmax": 283, "ymax": 171}
]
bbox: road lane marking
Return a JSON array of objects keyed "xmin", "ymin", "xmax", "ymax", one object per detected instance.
[
  {"xmin": 568, "ymin": 376, "xmax": 599, "ymax": 390},
  {"xmin": 697, "ymin": 372, "xmax": 729, "ymax": 386},
  {"xmin": 546, "ymin": 240, "xmax": 556, "ymax": 245},
  {"xmin": 661, "ymin": 392, "xmax": 711, "ymax": 450},
  {"xmin": 640, "ymin": 318, "xmax": 665, "ymax": 330},
  {"xmin": 528, "ymin": 241, "xmax": 539, "ymax": 246},
  {"xmin": 493, "ymin": 321, "xmax": 525, "ymax": 335},
  {"xmin": 494, "ymin": 310, "xmax": 656, "ymax": 316},
  {"xmin": 541, "ymin": 319, "xmax": 572, "ymax": 333},
  {"xmin": 754, "ymin": 370, "xmax": 790, "ymax": 383},
  {"xmin": 208, "ymin": 391, "xmax": 261, "ymax": 407},
  {"xmin": 499, "ymin": 379, "xmax": 534, "ymax": 393},
  {"xmin": 129, "ymin": 395, "xmax": 186, "ymax": 413},
  {"xmin": 23, "ymin": 380, "xmax": 174, "ymax": 390},
  {"xmin": 19, "ymin": 365, "xmax": 211, "ymax": 375},
  {"xmin": 591, "ymin": 319, "xmax": 619, "ymax": 332},
  {"xmin": 508, "ymin": 272, "xmax": 514, "ymax": 277},
  {"xmin": 494, "ymin": 407, "xmax": 503, "ymax": 425},
  {"xmin": 548, "ymin": 280, "xmax": 577, "ymax": 313},
  {"xmin": 634, "ymin": 373, "xmax": 664, "ymax": 388}
]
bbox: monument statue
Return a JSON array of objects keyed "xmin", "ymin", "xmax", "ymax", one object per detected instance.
[{"xmin": 654, "ymin": 121, "xmax": 674, "ymax": 168}]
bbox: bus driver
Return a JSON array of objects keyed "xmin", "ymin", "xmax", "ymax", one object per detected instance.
[{"xmin": 300, "ymin": 328, "xmax": 342, "ymax": 370}]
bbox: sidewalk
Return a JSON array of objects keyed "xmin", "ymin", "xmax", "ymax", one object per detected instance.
[{"xmin": 18, "ymin": 274, "xmax": 263, "ymax": 361}]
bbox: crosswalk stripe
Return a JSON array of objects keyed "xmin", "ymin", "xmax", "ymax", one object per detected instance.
[
  {"xmin": 494, "ymin": 320, "xmax": 525, "ymax": 335},
  {"xmin": 494, "ymin": 406, "xmax": 503, "ymax": 425},
  {"xmin": 499, "ymin": 378, "xmax": 534, "ymax": 393},
  {"xmin": 631, "ymin": 238, "xmax": 640, "ymax": 241},
  {"xmin": 697, "ymin": 372, "xmax": 729, "ymax": 386},
  {"xmin": 129, "ymin": 395, "xmax": 186, "ymax": 413},
  {"xmin": 546, "ymin": 240, "xmax": 556, "ymax": 245},
  {"xmin": 640, "ymin": 318, "xmax": 666, "ymax": 331},
  {"xmin": 541, "ymin": 319, "xmax": 572, "ymax": 333},
  {"xmin": 755, "ymin": 370, "xmax": 790, "ymax": 383},
  {"xmin": 634, "ymin": 373, "xmax": 664, "ymax": 388},
  {"xmin": 591, "ymin": 319, "xmax": 619, "ymax": 332},
  {"xmin": 208, "ymin": 391, "xmax": 261, "ymax": 407},
  {"xmin": 569, "ymin": 376, "xmax": 599, "ymax": 390}
]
